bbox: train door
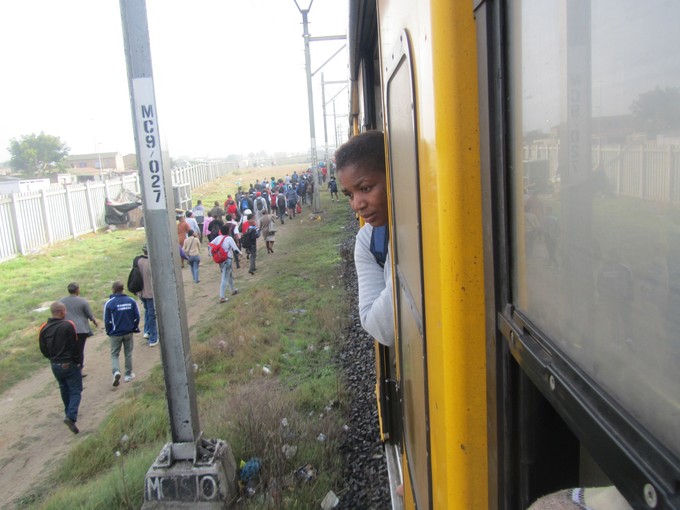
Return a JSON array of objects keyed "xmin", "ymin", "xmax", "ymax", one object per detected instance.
[{"xmin": 476, "ymin": 1, "xmax": 680, "ymax": 508}]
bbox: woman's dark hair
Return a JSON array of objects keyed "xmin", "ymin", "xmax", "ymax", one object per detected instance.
[
  {"xmin": 220, "ymin": 224, "xmax": 231, "ymax": 235},
  {"xmin": 334, "ymin": 130, "xmax": 385, "ymax": 174}
]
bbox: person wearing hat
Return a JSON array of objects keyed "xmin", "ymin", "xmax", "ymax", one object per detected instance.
[{"xmin": 239, "ymin": 209, "xmax": 252, "ymax": 236}]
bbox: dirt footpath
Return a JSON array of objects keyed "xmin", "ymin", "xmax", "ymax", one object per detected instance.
[{"xmin": 0, "ymin": 259, "xmax": 240, "ymax": 508}]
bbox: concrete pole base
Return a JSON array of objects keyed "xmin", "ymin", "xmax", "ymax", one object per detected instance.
[{"xmin": 142, "ymin": 438, "xmax": 237, "ymax": 509}]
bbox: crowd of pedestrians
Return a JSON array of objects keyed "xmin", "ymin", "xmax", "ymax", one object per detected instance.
[{"xmin": 38, "ymin": 166, "xmax": 341, "ymax": 436}]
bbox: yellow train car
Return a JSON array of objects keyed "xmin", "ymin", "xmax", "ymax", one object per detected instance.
[{"xmin": 348, "ymin": 1, "xmax": 680, "ymax": 509}]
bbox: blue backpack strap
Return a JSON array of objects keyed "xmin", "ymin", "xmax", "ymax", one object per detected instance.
[{"xmin": 369, "ymin": 225, "xmax": 389, "ymax": 268}]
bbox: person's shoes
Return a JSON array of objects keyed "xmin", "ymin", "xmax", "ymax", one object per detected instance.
[
  {"xmin": 144, "ymin": 333, "xmax": 150, "ymax": 339},
  {"xmin": 249, "ymin": 271, "xmax": 255, "ymax": 275},
  {"xmin": 124, "ymin": 373, "xmax": 136, "ymax": 383},
  {"xmin": 148, "ymin": 340, "xmax": 159, "ymax": 347},
  {"xmin": 220, "ymin": 298, "xmax": 228, "ymax": 303},
  {"xmin": 81, "ymin": 373, "xmax": 88, "ymax": 379},
  {"xmin": 112, "ymin": 371, "xmax": 121, "ymax": 387},
  {"xmin": 63, "ymin": 417, "xmax": 79, "ymax": 434},
  {"xmin": 231, "ymin": 289, "xmax": 239, "ymax": 295},
  {"xmin": 195, "ymin": 280, "xmax": 200, "ymax": 284}
]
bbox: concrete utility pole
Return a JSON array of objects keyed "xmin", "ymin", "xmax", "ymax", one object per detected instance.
[
  {"xmin": 293, "ymin": 1, "xmax": 346, "ymax": 214},
  {"xmin": 119, "ymin": 1, "xmax": 236, "ymax": 508},
  {"xmin": 321, "ymin": 73, "xmax": 328, "ymax": 164},
  {"xmin": 322, "ymin": 78, "xmax": 348, "ymax": 156},
  {"xmin": 294, "ymin": 0, "xmax": 317, "ymax": 168}
]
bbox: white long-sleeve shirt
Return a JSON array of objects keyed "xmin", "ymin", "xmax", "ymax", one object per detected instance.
[{"xmin": 354, "ymin": 224, "xmax": 395, "ymax": 346}]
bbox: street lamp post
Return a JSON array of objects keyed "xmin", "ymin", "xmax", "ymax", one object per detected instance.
[
  {"xmin": 294, "ymin": 0, "xmax": 317, "ymax": 168},
  {"xmin": 97, "ymin": 143, "xmax": 104, "ymax": 176}
]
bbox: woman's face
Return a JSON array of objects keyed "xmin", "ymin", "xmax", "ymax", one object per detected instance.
[{"xmin": 338, "ymin": 163, "xmax": 388, "ymax": 227}]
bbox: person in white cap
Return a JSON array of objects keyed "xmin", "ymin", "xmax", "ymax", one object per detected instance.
[{"xmin": 239, "ymin": 209, "xmax": 252, "ymax": 235}]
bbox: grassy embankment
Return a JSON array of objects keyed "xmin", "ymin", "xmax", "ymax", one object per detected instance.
[{"xmin": 14, "ymin": 164, "xmax": 355, "ymax": 508}]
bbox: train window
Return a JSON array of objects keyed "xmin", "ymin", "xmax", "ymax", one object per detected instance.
[{"xmin": 507, "ymin": 0, "xmax": 680, "ymax": 465}]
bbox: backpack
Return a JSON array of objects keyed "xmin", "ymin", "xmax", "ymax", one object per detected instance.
[
  {"xmin": 370, "ymin": 225, "xmax": 389, "ymax": 268},
  {"xmin": 127, "ymin": 255, "xmax": 144, "ymax": 293},
  {"xmin": 209, "ymin": 221, "xmax": 221, "ymax": 238},
  {"xmin": 241, "ymin": 229, "xmax": 255, "ymax": 249},
  {"xmin": 277, "ymin": 194, "xmax": 286, "ymax": 207},
  {"xmin": 256, "ymin": 197, "xmax": 265, "ymax": 211},
  {"xmin": 208, "ymin": 236, "xmax": 229, "ymax": 264},
  {"xmin": 241, "ymin": 198, "xmax": 250, "ymax": 211}
]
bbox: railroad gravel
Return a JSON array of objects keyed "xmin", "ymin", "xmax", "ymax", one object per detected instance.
[{"xmin": 335, "ymin": 213, "xmax": 391, "ymax": 509}]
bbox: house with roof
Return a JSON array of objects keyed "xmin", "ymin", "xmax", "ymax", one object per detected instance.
[{"xmin": 68, "ymin": 152, "xmax": 125, "ymax": 173}]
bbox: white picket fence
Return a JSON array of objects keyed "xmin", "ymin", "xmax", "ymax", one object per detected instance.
[
  {"xmin": 0, "ymin": 161, "xmax": 233, "ymax": 261},
  {"xmin": 523, "ymin": 143, "xmax": 680, "ymax": 202}
]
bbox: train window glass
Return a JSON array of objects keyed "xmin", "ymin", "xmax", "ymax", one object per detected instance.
[{"xmin": 507, "ymin": 1, "xmax": 680, "ymax": 461}]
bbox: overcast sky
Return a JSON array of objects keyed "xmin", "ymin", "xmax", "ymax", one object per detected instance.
[{"xmin": 0, "ymin": 0, "xmax": 349, "ymax": 161}]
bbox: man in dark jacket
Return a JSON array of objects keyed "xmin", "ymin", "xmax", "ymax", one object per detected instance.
[
  {"xmin": 104, "ymin": 281, "xmax": 140, "ymax": 387},
  {"xmin": 39, "ymin": 301, "xmax": 82, "ymax": 434}
]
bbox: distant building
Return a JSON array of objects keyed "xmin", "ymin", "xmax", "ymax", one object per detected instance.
[
  {"xmin": 123, "ymin": 153, "xmax": 137, "ymax": 171},
  {"xmin": 68, "ymin": 152, "xmax": 125, "ymax": 173}
]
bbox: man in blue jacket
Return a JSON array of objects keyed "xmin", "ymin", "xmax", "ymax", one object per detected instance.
[{"xmin": 104, "ymin": 281, "xmax": 140, "ymax": 387}]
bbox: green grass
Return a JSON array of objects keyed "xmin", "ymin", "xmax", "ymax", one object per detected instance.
[
  {"xmin": 0, "ymin": 229, "xmax": 147, "ymax": 393},
  {"xmin": 15, "ymin": 170, "xmax": 356, "ymax": 509}
]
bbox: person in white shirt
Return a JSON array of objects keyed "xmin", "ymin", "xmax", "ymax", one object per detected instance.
[
  {"xmin": 213, "ymin": 224, "xmax": 241, "ymax": 303},
  {"xmin": 335, "ymin": 131, "xmax": 394, "ymax": 347}
]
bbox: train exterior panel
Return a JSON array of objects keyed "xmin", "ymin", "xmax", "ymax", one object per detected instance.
[
  {"xmin": 350, "ymin": 0, "xmax": 680, "ymax": 509},
  {"xmin": 376, "ymin": 1, "xmax": 489, "ymax": 508}
]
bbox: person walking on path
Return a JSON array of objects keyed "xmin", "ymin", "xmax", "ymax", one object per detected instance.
[
  {"xmin": 185, "ymin": 210, "xmax": 200, "ymax": 236},
  {"xmin": 276, "ymin": 190, "xmax": 287, "ymax": 223},
  {"xmin": 104, "ymin": 281, "xmax": 140, "ymax": 387},
  {"xmin": 225, "ymin": 214, "xmax": 242, "ymax": 269},
  {"xmin": 253, "ymin": 191, "xmax": 268, "ymax": 227},
  {"xmin": 192, "ymin": 200, "xmax": 206, "ymax": 240},
  {"xmin": 60, "ymin": 282, "xmax": 98, "ymax": 374},
  {"xmin": 328, "ymin": 176, "xmax": 339, "ymax": 202},
  {"xmin": 260, "ymin": 209, "xmax": 276, "ymax": 254},
  {"xmin": 242, "ymin": 215, "xmax": 260, "ymax": 275},
  {"xmin": 286, "ymin": 185, "xmax": 298, "ymax": 219},
  {"xmin": 177, "ymin": 216, "xmax": 191, "ymax": 268},
  {"xmin": 183, "ymin": 229, "xmax": 202, "ymax": 283},
  {"xmin": 135, "ymin": 246, "xmax": 158, "ymax": 347},
  {"xmin": 214, "ymin": 224, "xmax": 241, "ymax": 303},
  {"xmin": 39, "ymin": 301, "xmax": 83, "ymax": 434}
]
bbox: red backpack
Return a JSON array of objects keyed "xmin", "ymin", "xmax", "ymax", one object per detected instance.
[{"xmin": 208, "ymin": 236, "xmax": 229, "ymax": 264}]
